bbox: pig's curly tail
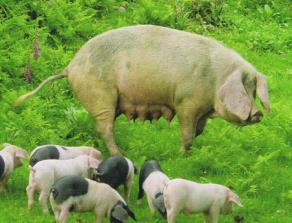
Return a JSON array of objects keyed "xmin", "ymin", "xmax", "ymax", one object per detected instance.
[{"xmin": 15, "ymin": 71, "xmax": 68, "ymax": 106}]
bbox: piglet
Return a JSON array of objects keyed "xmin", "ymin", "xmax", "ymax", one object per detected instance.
[
  {"xmin": 29, "ymin": 144, "xmax": 102, "ymax": 167},
  {"xmin": 137, "ymin": 160, "xmax": 169, "ymax": 217},
  {"xmin": 50, "ymin": 175, "xmax": 136, "ymax": 223},
  {"xmin": 93, "ymin": 155, "xmax": 137, "ymax": 203},
  {"xmin": 164, "ymin": 179, "xmax": 243, "ymax": 223},
  {"xmin": 26, "ymin": 155, "xmax": 100, "ymax": 213},
  {"xmin": 0, "ymin": 143, "xmax": 29, "ymax": 192}
]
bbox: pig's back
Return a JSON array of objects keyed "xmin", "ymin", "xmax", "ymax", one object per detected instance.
[{"xmin": 144, "ymin": 171, "xmax": 169, "ymax": 197}]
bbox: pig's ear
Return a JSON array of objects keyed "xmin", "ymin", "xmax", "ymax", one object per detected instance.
[
  {"xmin": 111, "ymin": 203, "xmax": 128, "ymax": 221},
  {"xmin": 228, "ymin": 190, "xmax": 243, "ymax": 207},
  {"xmin": 256, "ymin": 73, "xmax": 271, "ymax": 114},
  {"xmin": 2, "ymin": 143, "xmax": 12, "ymax": 149},
  {"xmin": 16, "ymin": 149, "xmax": 29, "ymax": 159},
  {"xmin": 88, "ymin": 157, "xmax": 100, "ymax": 169},
  {"xmin": 218, "ymin": 70, "xmax": 251, "ymax": 121},
  {"xmin": 133, "ymin": 163, "xmax": 138, "ymax": 175},
  {"xmin": 125, "ymin": 206, "xmax": 137, "ymax": 221}
]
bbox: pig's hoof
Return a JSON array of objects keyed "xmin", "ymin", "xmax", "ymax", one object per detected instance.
[
  {"xmin": 42, "ymin": 209, "xmax": 49, "ymax": 214},
  {"xmin": 234, "ymin": 215, "xmax": 244, "ymax": 222},
  {"xmin": 179, "ymin": 147, "xmax": 191, "ymax": 156}
]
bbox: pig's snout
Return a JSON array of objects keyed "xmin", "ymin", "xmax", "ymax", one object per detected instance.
[{"xmin": 247, "ymin": 110, "xmax": 263, "ymax": 123}]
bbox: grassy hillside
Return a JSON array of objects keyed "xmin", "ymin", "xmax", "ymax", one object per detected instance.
[{"xmin": 0, "ymin": 0, "xmax": 291, "ymax": 222}]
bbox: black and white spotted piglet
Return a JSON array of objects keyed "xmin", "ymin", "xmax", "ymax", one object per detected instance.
[
  {"xmin": 29, "ymin": 144, "xmax": 102, "ymax": 167},
  {"xmin": 93, "ymin": 155, "xmax": 137, "ymax": 203},
  {"xmin": 50, "ymin": 176, "xmax": 136, "ymax": 223},
  {"xmin": 137, "ymin": 160, "xmax": 170, "ymax": 218}
]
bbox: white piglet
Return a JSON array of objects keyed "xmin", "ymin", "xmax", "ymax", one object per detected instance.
[
  {"xmin": 164, "ymin": 179, "xmax": 243, "ymax": 223},
  {"xmin": 26, "ymin": 155, "xmax": 100, "ymax": 213},
  {"xmin": 0, "ymin": 143, "xmax": 29, "ymax": 192}
]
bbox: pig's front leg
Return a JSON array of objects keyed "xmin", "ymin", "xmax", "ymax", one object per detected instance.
[
  {"xmin": 203, "ymin": 212, "xmax": 212, "ymax": 223},
  {"xmin": 51, "ymin": 202, "xmax": 60, "ymax": 221},
  {"xmin": 124, "ymin": 174, "xmax": 134, "ymax": 204},
  {"xmin": 0, "ymin": 177, "xmax": 8, "ymax": 192},
  {"xmin": 146, "ymin": 194, "xmax": 156, "ymax": 215},
  {"xmin": 95, "ymin": 210, "xmax": 104, "ymax": 223},
  {"xmin": 166, "ymin": 208, "xmax": 179, "ymax": 223},
  {"xmin": 95, "ymin": 218, "xmax": 103, "ymax": 223},
  {"xmin": 204, "ymin": 206, "xmax": 220, "ymax": 223},
  {"xmin": 58, "ymin": 208, "xmax": 69, "ymax": 223},
  {"xmin": 176, "ymin": 104, "xmax": 199, "ymax": 154},
  {"xmin": 0, "ymin": 181, "xmax": 6, "ymax": 192}
]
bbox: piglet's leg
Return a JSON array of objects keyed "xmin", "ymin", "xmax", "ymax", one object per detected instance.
[
  {"xmin": 0, "ymin": 177, "xmax": 8, "ymax": 192},
  {"xmin": 39, "ymin": 191, "xmax": 50, "ymax": 214},
  {"xmin": 95, "ymin": 210, "xmax": 104, "ymax": 223},
  {"xmin": 124, "ymin": 174, "xmax": 134, "ymax": 204},
  {"xmin": 203, "ymin": 212, "xmax": 212, "ymax": 223},
  {"xmin": 167, "ymin": 209, "xmax": 179, "ymax": 223},
  {"xmin": 95, "ymin": 216, "xmax": 103, "ymax": 223},
  {"xmin": 58, "ymin": 209, "xmax": 69, "ymax": 223},
  {"xmin": 51, "ymin": 202, "xmax": 60, "ymax": 221},
  {"xmin": 26, "ymin": 185, "xmax": 35, "ymax": 209},
  {"xmin": 207, "ymin": 206, "xmax": 220, "ymax": 223},
  {"xmin": 146, "ymin": 194, "xmax": 156, "ymax": 215},
  {"xmin": 0, "ymin": 181, "xmax": 6, "ymax": 192}
]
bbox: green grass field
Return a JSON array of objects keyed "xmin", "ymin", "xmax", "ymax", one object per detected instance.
[{"xmin": 0, "ymin": 0, "xmax": 291, "ymax": 222}]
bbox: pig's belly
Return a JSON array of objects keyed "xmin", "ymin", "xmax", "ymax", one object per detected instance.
[
  {"xmin": 116, "ymin": 89, "xmax": 175, "ymax": 122},
  {"xmin": 115, "ymin": 68, "xmax": 177, "ymax": 121},
  {"xmin": 74, "ymin": 201, "xmax": 95, "ymax": 212}
]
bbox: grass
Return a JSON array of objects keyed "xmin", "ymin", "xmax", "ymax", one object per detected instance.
[{"xmin": 0, "ymin": 0, "xmax": 291, "ymax": 222}]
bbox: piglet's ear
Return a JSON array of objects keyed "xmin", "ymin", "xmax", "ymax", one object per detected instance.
[
  {"xmin": 126, "ymin": 206, "xmax": 137, "ymax": 221},
  {"xmin": 112, "ymin": 204, "xmax": 128, "ymax": 221},
  {"xmin": 133, "ymin": 163, "xmax": 138, "ymax": 175},
  {"xmin": 228, "ymin": 190, "xmax": 243, "ymax": 207},
  {"xmin": 88, "ymin": 157, "xmax": 100, "ymax": 169},
  {"xmin": 2, "ymin": 143, "xmax": 11, "ymax": 149},
  {"xmin": 218, "ymin": 70, "xmax": 251, "ymax": 121},
  {"xmin": 16, "ymin": 149, "xmax": 29, "ymax": 159}
]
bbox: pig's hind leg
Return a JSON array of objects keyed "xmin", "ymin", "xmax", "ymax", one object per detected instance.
[
  {"xmin": 38, "ymin": 175, "xmax": 53, "ymax": 214},
  {"xmin": 27, "ymin": 172, "xmax": 37, "ymax": 209},
  {"xmin": 39, "ymin": 190, "xmax": 50, "ymax": 214},
  {"xmin": 26, "ymin": 184, "xmax": 35, "ymax": 209},
  {"xmin": 75, "ymin": 80, "xmax": 120, "ymax": 155},
  {"xmin": 68, "ymin": 70, "xmax": 121, "ymax": 156}
]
